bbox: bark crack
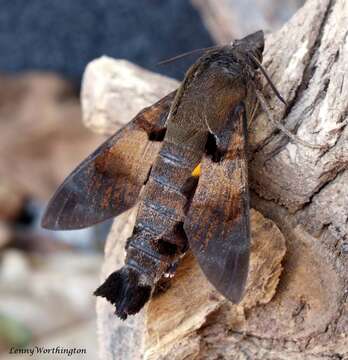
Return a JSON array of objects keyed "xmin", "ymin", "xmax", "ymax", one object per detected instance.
[
  {"xmin": 254, "ymin": 0, "xmax": 335, "ymax": 156},
  {"xmin": 283, "ymin": 0, "xmax": 334, "ymax": 119},
  {"xmin": 296, "ymin": 166, "xmax": 347, "ymax": 215}
]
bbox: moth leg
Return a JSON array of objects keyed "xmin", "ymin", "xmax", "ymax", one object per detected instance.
[
  {"xmin": 254, "ymin": 87, "xmax": 325, "ymax": 150},
  {"xmin": 247, "ymin": 100, "xmax": 259, "ymax": 131},
  {"xmin": 153, "ymin": 261, "xmax": 179, "ymax": 296}
]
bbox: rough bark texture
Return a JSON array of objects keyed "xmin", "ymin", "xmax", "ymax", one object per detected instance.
[{"xmin": 82, "ymin": 0, "xmax": 348, "ymax": 358}]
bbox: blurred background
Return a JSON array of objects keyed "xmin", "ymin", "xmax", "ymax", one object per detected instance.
[{"xmin": 0, "ymin": 0, "xmax": 303, "ymax": 358}]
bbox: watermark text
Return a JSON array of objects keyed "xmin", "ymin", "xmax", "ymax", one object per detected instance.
[{"xmin": 9, "ymin": 346, "xmax": 87, "ymax": 357}]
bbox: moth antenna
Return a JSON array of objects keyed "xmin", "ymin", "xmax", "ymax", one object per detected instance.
[
  {"xmin": 250, "ymin": 54, "xmax": 288, "ymax": 106},
  {"xmin": 247, "ymin": 98, "xmax": 259, "ymax": 130},
  {"xmin": 254, "ymin": 88, "xmax": 323, "ymax": 149},
  {"xmin": 157, "ymin": 46, "xmax": 218, "ymax": 66}
]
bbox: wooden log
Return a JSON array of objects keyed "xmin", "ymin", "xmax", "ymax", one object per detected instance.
[{"xmin": 81, "ymin": 0, "xmax": 348, "ymax": 357}]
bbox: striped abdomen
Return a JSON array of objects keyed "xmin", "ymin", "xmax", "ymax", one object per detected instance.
[
  {"xmin": 94, "ymin": 137, "xmax": 206, "ymax": 319},
  {"xmin": 126, "ymin": 139, "xmax": 204, "ymax": 282}
]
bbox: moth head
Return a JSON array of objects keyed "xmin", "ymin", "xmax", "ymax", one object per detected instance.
[{"xmin": 231, "ymin": 30, "xmax": 264, "ymax": 68}]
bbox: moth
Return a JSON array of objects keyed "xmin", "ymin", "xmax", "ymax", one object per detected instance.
[{"xmin": 42, "ymin": 31, "xmax": 316, "ymax": 320}]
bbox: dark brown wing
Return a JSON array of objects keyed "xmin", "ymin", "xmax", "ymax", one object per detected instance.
[
  {"xmin": 42, "ymin": 91, "xmax": 176, "ymax": 230},
  {"xmin": 184, "ymin": 106, "xmax": 250, "ymax": 303}
]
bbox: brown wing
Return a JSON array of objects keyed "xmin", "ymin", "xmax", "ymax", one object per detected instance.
[
  {"xmin": 42, "ymin": 91, "xmax": 176, "ymax": 230},
  {"xmin": 184, "ymin": 106, "xmax": 250, "ymax": 303}
]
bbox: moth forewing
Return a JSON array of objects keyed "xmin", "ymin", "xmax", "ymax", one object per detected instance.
[
  {"xmin": 184, "ymin": 106, "xmax": 251, "ymax": 303},
  {"xmin": 41, "ymin": 92, "xmax": 175, "ymax": 230}
]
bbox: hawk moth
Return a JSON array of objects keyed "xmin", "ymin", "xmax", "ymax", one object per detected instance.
[{"xmin": 43, "ymin": 31, "xmax": 276, "ymax": 319}]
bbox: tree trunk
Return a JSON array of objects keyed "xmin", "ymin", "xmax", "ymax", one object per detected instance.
[{"xmin": 81, "ymin": 0, "xmax": 348, "ymax": 358}]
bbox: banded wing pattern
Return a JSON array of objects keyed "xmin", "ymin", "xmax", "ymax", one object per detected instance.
[
  {"xmin": 184, "ymin": 105, "xmax": 250, "ymax": 302},
  {"xmin": 42, "ymin": 91, "xmax": 176, "ymax": 230}
]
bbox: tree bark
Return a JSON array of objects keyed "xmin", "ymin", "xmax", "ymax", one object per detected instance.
[{"xmin": 81, "ymin": 0, "xmax": 348, "ymax": 358}]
